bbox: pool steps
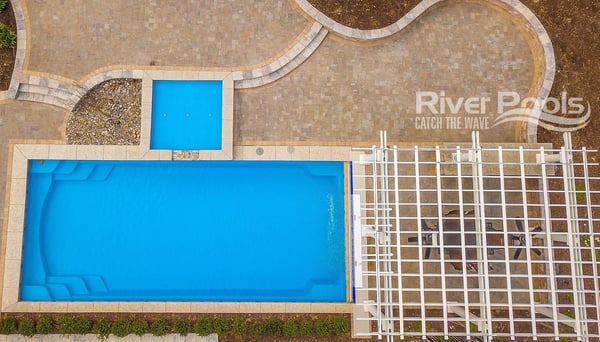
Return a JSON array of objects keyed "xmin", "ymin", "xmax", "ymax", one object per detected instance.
[
  {"xmin": 33, "ymin": 161, "xmax": 114, "ymax": 182},
  {"xmin": 22, "ymin": 275, "xmax": 109, "ymax": 300},
  {"xmin": 14, "ymin": 75, "xmax": 87, "ymax": 111}
]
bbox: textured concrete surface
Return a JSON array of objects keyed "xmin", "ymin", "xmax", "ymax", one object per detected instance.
[{"xmin": 235, "ymin": 1, "xmax": 534, "ymax": 145}]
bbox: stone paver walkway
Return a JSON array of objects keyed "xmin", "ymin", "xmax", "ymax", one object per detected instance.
[
  {"xmin": 25, "ymin": 0, "xmax": 308, "ymax": 81},
  {"xmin": 235, "ymin": 1, "xmax": 534, "ymax": 144},
  {"xmin": 0, "ymin": 101, "xmax": 67, "ymax": 236}
]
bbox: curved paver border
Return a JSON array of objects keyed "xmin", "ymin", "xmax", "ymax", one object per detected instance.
[
  {"xmin": 1, "ymin": 0, "xmax": 27, "ymax": 100},
  {"xmin": 233, "ymin": 22, "xmax": 327, "ymax": 89},
  {"xmin": 295, "ymin": 0, "xmax": 555, "ymax": 142}
]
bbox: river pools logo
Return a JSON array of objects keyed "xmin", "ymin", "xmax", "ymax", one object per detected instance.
[{"xmin": 414, "ymin": 91, "xmax": 591, "ymax": 131}]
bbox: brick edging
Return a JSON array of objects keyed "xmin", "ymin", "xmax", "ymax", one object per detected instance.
[{"xmin": 5, "ymin": 0, "xmax": 27, "ymax": 99}]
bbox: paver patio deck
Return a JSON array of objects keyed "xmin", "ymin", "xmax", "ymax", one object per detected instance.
[
  {"xmin": 24, "ymin": 0, "xmax": 309, "ymax": 81},
  {"xmin": 235, "ymin": 1, "xmax": 534, "ymax": 144}
]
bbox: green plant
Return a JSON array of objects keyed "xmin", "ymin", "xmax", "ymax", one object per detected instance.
[
  {"xmin": 283, "ymin": 320, "xmax": 300, "ymax": 337},
  {"xmin": 470, "ymin": 323, "xmax": 479, "ymax": 333},
  {"xmin": 265, "ymin": 318, "xmax": 283, "ymax": 336},
  {"xmin": 298, "ymin": 319, "xmax": 314, "ymax": 336},
  {"xmin": 131, "ymin": 319, "xmax": 148, "ymax": 336},
  {"xmin": 0, "ymin": 0, "xmax": 7, "ymax": 12},
  {"xmin": 565, "ymin": 310, "xmax": 576, "ymax": 319},
  {"xmin": 56, "ymin": 317, "xmax": 77, "ymax": 335},
  {"xmin": 150, "ymin": 319, "xmax": 170, "ymax": 336},
  {"xmin": 92, "ymin": 319, "xmax": 111, "ymax": 340},
  {"xmin": 111, "ymin": 318, "xmax": 131, "ymax": 337},
  {"xmin": 576, "ymin": 184, "xmax": 586, "ymax": 201},
  {"xmin": 174, "ymin": 319, "xmax": 191, "ymax": 336},
  {"xmin": 18, "ymin": 319, "xmax": 35, "ymax": 337},
  {"xmin": 249, "ymin": 321, "xmax": 266, "ymax": 336},
  {"xmin": 315, "ymin": 318, "xmax": 332, "ymax": 337},
  {"xmin": 408, "ymin": 320, "xmax": 432, "ymax": 332},
  {"xmin": 0, "ymin": 23, "xmax": 16, "ymax": 49},
  {"xmin": 74, "ymin": 318, "xmax": 91, "ymax": 335},
  {"xmin": 581, "ymin": 235, "xmax": 591, "ymax": 247},
  {"xmin": 230, "ymin": 317, "xmax": 246, "ymax": 338},
  {"xmin": 330, "ymin": 316, "xmax": 350, "ymax": 335},
  {"xmin": 36, "ymin": 317, "xmax": 54, "ymax": 334},
  {"xmin": 0, "ymin": 318, "xmax": 17, "ymax": 335},
  {"xmin": 194, "ymin": 318, "xmax": 213, "ymax": 336},
  {"xmin": 212, "ymin": 318, "xmax": 230, "ymax": 335},
  {"xmin": 567, "ymin": 292, "xmax": 575, "ymax": 303}
]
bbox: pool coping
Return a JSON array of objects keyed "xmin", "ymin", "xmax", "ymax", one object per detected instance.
[
  {"xmin": 0, "ymin": 141, "xmax": 355, "ymax": 314},
  {"xmin": 141, "ymin": 71, "xmax": 234, "ymax": 159}
]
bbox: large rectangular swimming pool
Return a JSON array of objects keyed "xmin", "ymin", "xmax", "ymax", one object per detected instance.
[{"xmin": 21, "ymin": 160, "xmax": 346, "ymax": 302}]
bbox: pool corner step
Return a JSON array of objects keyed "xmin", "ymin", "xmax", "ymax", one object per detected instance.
[
  {"xmin": 47, "ymin": 276, "xmax": 90, "ymax": 296},
  {"xmin": 82, "ymin": 275, "xmax": 109, "ymax": 293}
]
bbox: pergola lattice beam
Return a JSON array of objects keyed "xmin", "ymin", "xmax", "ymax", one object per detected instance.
[{"xmin": 351, "ymin": 131, "xmax": 600, "ymax": 341}]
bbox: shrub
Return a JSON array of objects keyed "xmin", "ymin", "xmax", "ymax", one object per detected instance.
[
  {"xmin": 111, "ymin": 318, "xmax": 131, "ymax": 337},
  {"xmin": 0, "ymin": 0, "xmax": 7, "ymax": 12},
  {"xmin": 194, "ymin": 318, "xmax": 213, "ymax": 336},
  {"xmin": 0, "ymin": 318, "xmax": 17, "ymax": 335},
  {"xmin": 212, "ymin": 318, "xmax": 230, "ymax": 335},
  {"xmin": 150, "ymin": 319, "xmax": 170, "ymax": 336},
  {"xmin": 92, "ymin": 319, "xmax": 111, "ymax": 340},
  {"xmin": 18, "ymin": 319, "xmax": 35, "ymax": 337},
  {"xmin": 298, "ymin": 319, "xmax": 314, "ymax": 336},
  {"xmin": 230, "ymin": 317, "xmax": 247, "ymax": 338},
  {"xmin": 174, "ymin": 319, "xmax": 191, "ymax": 336},
  {"xmin": 248, "ymin": 321, "xmax": 266, "ymax": 337},
  {"xmin": 0, "ymin": 23, "xmax": 16, "ymax": 49},
  {"xmin": 330, "ymin": 316, "xmax": 350, "ymax": 335},
  {"xmin": 74, "ymin": 318, "xmax": 91, "ymax": 335},
  {"xmin": 131, "ymin": 319, "xmax": 148, "ymax": 336},
  {"xmin": 315, "ymin": 318, "xmax": 332, "ymax": 337},
  {"xmin": 282, "ymin": 320, "xmax": 300, "ymax": 337},
  {"xmin": 36, "ymin": 317, "xmax": 54, "ymax": 334},
  {"xmin": 56, "ymin": 317, "xmax": 77, "ymax": 335},
  {"xmin": 265, "ymin": 318, "xmax": 283, "ymax": 337}
]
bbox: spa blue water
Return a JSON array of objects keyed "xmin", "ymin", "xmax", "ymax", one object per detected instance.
[
  {"xmin": 21, "ymin": 160, "xmax": 346, "ymax": 302},
  {"xmin": 150, "ymin": 80, "xmax": 222, "ymax": 150}
]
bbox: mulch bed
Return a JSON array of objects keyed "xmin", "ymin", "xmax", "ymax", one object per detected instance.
[
  {"xmin": 0, "ymin": 1, "xmax": 16, "ymax": 90},
  {"xmin": 307, "ymin": 0, "xmax": 421, "ymax": 30}
]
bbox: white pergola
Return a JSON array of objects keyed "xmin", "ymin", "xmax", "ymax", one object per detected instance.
[{"xmin": 351, "ymin": 131, "xmax": 600, "ymax": 341}]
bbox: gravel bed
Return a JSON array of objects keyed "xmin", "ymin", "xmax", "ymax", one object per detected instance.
[{"xmin": 67, "ymin": 79, "xmax": 141, "ymax": 145}]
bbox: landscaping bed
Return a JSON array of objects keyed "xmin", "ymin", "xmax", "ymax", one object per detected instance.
[
  {"xmin": 0, "ymin": 0, "xmax": 16, "ymax": 90},
  {"xmin": 0, "ymin": 314, "xmax": 366, "ymax": 342}
]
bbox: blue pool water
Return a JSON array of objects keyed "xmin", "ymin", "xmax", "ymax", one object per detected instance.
[
  {"xmin": 21, "ymin": 160, "xmax": 346, "ymax": 302},
  {"xmin": 150, "ymin": 80, "xmax": 222, "ymax": 150}
]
